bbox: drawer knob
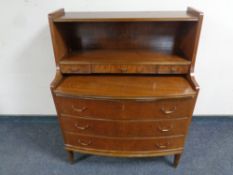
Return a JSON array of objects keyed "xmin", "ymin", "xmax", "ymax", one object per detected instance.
[
  {"xmin": 75, "ymin": 123, "xmax": 89, "ymax": 130},
  {"xmin": 72, "ymin": 105, "xmax": 87, "ymax": 112},
  {"xmin": 156, "ymin": 142, "xmax": 170, "ymax": 149},
  {"xmin": 78, "ymin": 139, "xmax": 91, "ymax": 146},
  {"xmin": 158, "ymin": 125, "xmax": 173, "ymax": 132},
  {"xmin": 161, "ymin": 106, "xmax": 176, "ymax": 115}
]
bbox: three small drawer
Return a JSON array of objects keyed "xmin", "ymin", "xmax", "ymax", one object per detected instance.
[{"xmin": 60, "ymin": 64, "xmax": 189, "ymax": 74}]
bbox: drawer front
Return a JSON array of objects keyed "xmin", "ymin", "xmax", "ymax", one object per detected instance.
[
  {"xmin": 92, "ymin": 64, "xmax": 155, "ymax": 74},
  {"xmin": 64, "ymin": 133, "xmax": 184, "ymax": 152},
  {"xmin": 60, "ymin": 116, "xmax": 188, "ymax": 137},
  {"xmin": 56, "ymin": 96, "xmax": 122, "ymax": 118},
  {"xmin": 60, "ymin": 64, "xmax": 91, "ymax": 73},
  {"xmin": 60, "ymin": 64, "xmax": 189, "ymax": 74},
  {"xmin": 55, "ymin": 96, "xmax": 195, "ymax": 120},
  {"xmin": 122, "ymin": 98, "xmax": 195, "ymax": 120},
  {"xmin": 157, "ymin": 65, "xmax": 189, "ymax": 74}
]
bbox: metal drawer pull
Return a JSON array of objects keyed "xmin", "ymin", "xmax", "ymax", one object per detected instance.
[
  {"xmin": 78, "ymin": 139, "xmax": 91, "ymax": 146},
  {"xmin": 120, "ymin": 68, "xmax": 128, "ymax": 72},
  {"xmin": 72, "ymin": 105, "xmax": 87, "ymax": 112},
  {"xmin": 156, "ymin": 142, "xmax": 170, "ymax": 149},
  {"xmin": 161, "ymin": 106, "xmax": 177, "ymax": 114},
  {"xmin": 75, "ymin": 123, "xmax": 89, "ymax": 130},
  {"xmin": 158, "ymin": 125, "xmax": 173, "ymax": 132}
]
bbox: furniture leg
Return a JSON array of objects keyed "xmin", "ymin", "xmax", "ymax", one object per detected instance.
[
  {"xmin": 174, "ymin": 154, "xmax": 181, "ymax": 167},
  {"xmin": 67, "ymin": 150, "xmax": 74, "ymax": 163}
]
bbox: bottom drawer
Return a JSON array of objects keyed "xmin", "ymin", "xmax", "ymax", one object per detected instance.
[{"xmin": 64, "ymin": 133, "xmax": 184, "ymax": 152}]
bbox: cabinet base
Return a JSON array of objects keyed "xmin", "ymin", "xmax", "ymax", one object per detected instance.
[{"xmin": 65, "ymin": 147, "xmax": 183, "ymax": 167}]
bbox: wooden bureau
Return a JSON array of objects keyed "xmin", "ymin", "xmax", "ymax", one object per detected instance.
[{"xmin": 49, "ymin": 7, "xmax": 203, "ymax": 167}]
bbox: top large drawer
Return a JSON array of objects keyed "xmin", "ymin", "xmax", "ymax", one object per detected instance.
[{"xmin": 55, "ymin": 96, "xmax": 195, "ymax": 120}]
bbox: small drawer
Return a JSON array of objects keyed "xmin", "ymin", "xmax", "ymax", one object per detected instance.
[
  {"xmin": 60, "ymin": 64, "xmax": 91, "ymax": 73},
  {"xmin": 110, "ymin": 65, "xmax": 130, "ymax": 73},
  {"xmin": 64, "ymin": 133, "xmax": 184, "ymax": 152},
  {"xmin": 56, "ymin": 96, "xmax": 122, "ymax": 119},
  {"xmin": 170, "ymin": 65, "xmax": 189, "ymax": 73},
  {"xmin": 92, "ymin": 64, "xmax": 156, "ymax": 74},
  {"xmin": 135, "ymin": 65, "xmax": 155, "ymax": 73},
  {"xmin": 157, "ymin": 65, "xmax": 189, "ymax": 74},
  {"xmin": 122, "ymin": 98, "xmax": 195, "ymax": 120},
  {"xmin": 60, "ymin": 116, "xmax": 188, "ymax": 137}
]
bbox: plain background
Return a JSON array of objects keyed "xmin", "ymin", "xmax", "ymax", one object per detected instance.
[{"xmin": 0, "ymin": 0, "xmax": 232, "ymax": 115}]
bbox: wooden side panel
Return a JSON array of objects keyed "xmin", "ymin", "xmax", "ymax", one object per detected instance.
[
  {"xmin": 175, "ymin": 7, "xmax": 203, "ymax": 72},
  {"xmin": 48, "ymin": 9, "xmax": 68, "ymax": 65}
]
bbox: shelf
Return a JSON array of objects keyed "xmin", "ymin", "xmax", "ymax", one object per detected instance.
[
  {"xmin": 59, "ymin": 50, "xmax": 191, "ymax": 74},
  {"xmin": 53, "ymin": 11, "xmax": 198, "ymax": 22},
  {"xmin": 61, "ymin": 50, "xmax": 190, "ymax": 65},
  {"xmin": 54, "ymin": 75, "xmax": 196, "ymax": 99}
]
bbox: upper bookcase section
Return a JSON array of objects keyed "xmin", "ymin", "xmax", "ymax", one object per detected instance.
[
  {"xmin": 52, "ymin": 11, "xmax": 198, "ymax": 22},
  {"xmin": 48, "ymin": 7, "xmax": 203, "ymax": 74}
]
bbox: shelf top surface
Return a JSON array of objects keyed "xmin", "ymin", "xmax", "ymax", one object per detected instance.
[
  {"xmin": 60, "ymin": 50, "xmax": 191, "ymax": 65},
  {"xmin": 55, "ymin": 75, "xmax": 196, "ymax": 99},
  {"xmin": 53, "ymin": 11, "xmax": 199, "ymax": 22}
]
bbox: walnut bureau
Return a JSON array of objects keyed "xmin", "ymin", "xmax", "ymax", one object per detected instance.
[{"xmin": 49, "ymin": 7, "xmax": 203, "ymax": 167}]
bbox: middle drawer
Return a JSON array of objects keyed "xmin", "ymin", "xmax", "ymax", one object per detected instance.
[{"xmin": 60, "ymin": 116, "xmax": 188, "ymax": 137}]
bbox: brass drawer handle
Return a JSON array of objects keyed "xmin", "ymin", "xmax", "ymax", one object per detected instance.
[
  {"xmin": 78, "ymin": 139, "xmax": 91, "ymax": 146},
  {"xmin": 75, "ymin": 123, "xmax": 89, "ymax": 130},
  {"xmin": 171, "ymin": 67, "xmax": 178, "ymax": 72},
  {"xmin": 120, "ymin": 68, "xmax": 128, "ymax": 73},
  {"xmin": 161, "ymin": 106, "xmax": 176, "ymax": 115},
  {"xmin": 158, "ymin": 125, "xmax": 173, "ymax": 132},
  {"xmin": 72, "ymin": 105, "xmax": 87, "ymax": 112},
  {"xmin": 156, "ymin": 142, "xmax": 170, "ymax": 149}
]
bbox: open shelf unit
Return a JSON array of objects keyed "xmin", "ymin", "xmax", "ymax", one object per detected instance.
[{"xmin": 49, "ymin": 9, "xmax": 202, "ymax": 74}]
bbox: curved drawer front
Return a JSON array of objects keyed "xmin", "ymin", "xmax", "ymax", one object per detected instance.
[
  {"xmin": 64, "ymin": 133, "xmax": 184, "ymax": 152},
  {"xmin": 56, "ymin": 96, "xmax": 122, "ymax": 118},
  {"xmin": 122, "ymin": 98, "xmax": 195, "ymax": 120},
  {"xmin": 55, "ymin": 96, "xmax": 195, "ymax": 120},
  {"xmin": 60, "ymin": 116, "xmax": 188, "ymax": 137}
]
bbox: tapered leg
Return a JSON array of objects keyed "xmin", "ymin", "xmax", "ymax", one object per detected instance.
[
  {"xmin": 67, "ymin": 150, "xmax": 74, "ymax": 163},
  {"xmin": 174, "ymin": 154, "xmax": 181, "ymax": 167}
]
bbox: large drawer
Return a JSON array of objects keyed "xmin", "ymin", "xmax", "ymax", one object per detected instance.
[
  {"xmin": 56, "ymin": 96, "xmax": 122, "ymax": 119},
  {"xmin": 56, "ymin": 96, "xmax": 195, "ymax": 120},
  {"xmin": 64, "ymin": 133, "xmax": 184, "ymax": 152},
  {"xmin": 122, "ymin": 98, "xmax": 195, "ymax": 120},
  {"xmin": 60, "ymin": 116, "xmax": 188, "ymax": 137}
]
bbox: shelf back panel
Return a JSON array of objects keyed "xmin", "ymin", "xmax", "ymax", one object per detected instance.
[{"xmin": 55, "ymin": 22, "xmax": 195, "ymax": 55}]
